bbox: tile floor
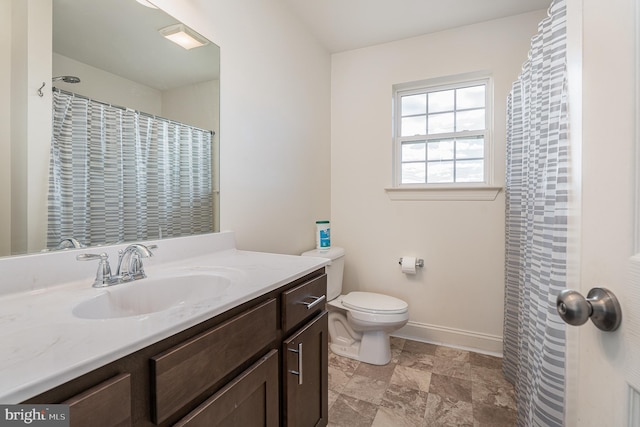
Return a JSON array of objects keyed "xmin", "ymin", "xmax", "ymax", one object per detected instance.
[{"xmin": 327, "ymin": 337, "xmax": 517, "ymax": 427}]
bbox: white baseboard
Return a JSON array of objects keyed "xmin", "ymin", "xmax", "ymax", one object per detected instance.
[{"xmin": 392, "ymin": 321, "xmax": 504, "ymax": 357}]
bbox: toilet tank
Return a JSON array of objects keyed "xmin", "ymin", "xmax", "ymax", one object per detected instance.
[{"xmin": 301, "ymin": 247, "xmax": 345, "ymax": 301}]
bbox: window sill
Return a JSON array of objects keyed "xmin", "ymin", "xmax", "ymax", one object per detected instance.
[{"xmin": 384, "ymin": 186, "xmax": 502, "ymax": 201}]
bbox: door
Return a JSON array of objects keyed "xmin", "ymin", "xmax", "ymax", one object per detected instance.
[
  {"xmin": 282, "ymin": 311, "xmax": 328, "ymax": 427},
  {"xmin": 564, "ymin": 0, "xmax": 639, "ymax": 425}
]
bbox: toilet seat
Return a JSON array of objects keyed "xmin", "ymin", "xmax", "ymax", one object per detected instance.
[{"xmin": 341, "ymin": 292, "xmax": 408, "ymax": 314}]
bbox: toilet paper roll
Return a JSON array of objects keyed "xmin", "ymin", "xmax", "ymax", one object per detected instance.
[{"xmin": 401, "ymin": 257, "xmax": 417, "ymax": 275}]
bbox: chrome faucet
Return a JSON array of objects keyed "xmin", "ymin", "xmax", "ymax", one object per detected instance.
[
  {"xmin": 56, "ymin": 237, "xmax": 84, "ymax": 250},
  {"xmin": 77, "ymin": 243, "xmax": 155, "ymax": 287},
  {"xmin": 76, "ymin": 252, "xmax": 118, "ymax": 287},
  {"xmin": 116, "ymin": 244, "xmax": 154, "ymax": 282}
]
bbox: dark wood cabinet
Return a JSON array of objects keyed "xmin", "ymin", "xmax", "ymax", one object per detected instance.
[
  {"xmin": 174, "ymin": 349, "xmax": 279, "ymax": 427},
  {"xmin": 283, "ymin": 311, "xmax": 328, "ymax": 427},
  {"xmin": 24, "ymin": 269, "xmax": 327, "ymax": 427},
  {"xmin": 150, "ymin": 299, "xmax": 278, "ymax": 424},
  {"xmin": 63, "ymin": 373, "xmax": 132, "ymax": 427}
]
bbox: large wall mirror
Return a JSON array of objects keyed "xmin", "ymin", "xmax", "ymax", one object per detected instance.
[{"xmin": 0, "ymin": 0, "xmax": 220, "ymax": 257}]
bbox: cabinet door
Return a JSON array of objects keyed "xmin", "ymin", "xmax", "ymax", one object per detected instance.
[
  {"xmin": 174, "ymin": 349, "xmax": 279, "ymax": 427},
  {"xmin": 63, "ymin": 373, "xmax": 131, "ymax": 427},
  {"xmin": 283, "ymin": 311, "xmax": 328, "ymax": 427}
]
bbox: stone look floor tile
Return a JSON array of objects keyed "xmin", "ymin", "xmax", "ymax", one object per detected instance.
[
  {"xmin": 472, "ymin": 380, "xmax": 516, "ymax": 410},
  {"xmin": 397, "ymin": 350, "xmax": 435, "ymax": 371},
  {"xmin": 328, "ymin": 366, "xmax": 353, "ymax": 393},
  {"xmin": 329, "ymin": 395, "xmax": 378, "ymax": 427},
  {"xmin": 429, "ymin": 373, "xmax": 473, "ymax": 403},
  {"xmin": 473, "ymin": 401, "xmax": 517, "ymax": 426},
  {"xmin": 471, "ymin": 364, "xmax": 514, "ymax": 388},
  {"xmin": 354, "ymin": 360, "xmax": 396, "ymax": 383},
  {"xmin": 403, "ymin": 340, "xmax": 438, "ymax": 355},
  {"xmin": 328, "ymin": 388, "xmax": 341, "ymax": 410},
  {"xmin": 341, "ymin": 374, "xmax": 390, "ymax": 405},
  {"xmin": 390, "ymin": 364, "xmax": 432, "ymax": 392},
  {"xmin": 423, "ymin": 393, "xmax": 474, "ymax": 427},
  {"xmin": 378, "ymin": 383, "xmax": 428, "ymax": 426},
  {"xmin": 469, "ymin": 352, "xmax": 502, "ymax": 369},
  {"xmin": 432, "ymin": 356, "xmax": 472, "ymax": 380},
  {"xmin": 328, "ymin": 341, "xmax": 517, "ymax": 427},
  {"xmin": 329, "ymin": 351, "xmax": 360, "ymax": 373}
]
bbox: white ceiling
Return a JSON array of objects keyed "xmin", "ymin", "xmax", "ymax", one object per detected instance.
[
  {"xmin": 53, "ymin": 0, "xmax": 552, "ymax": 89},
  {"xmin": 282, "ymin": 0, "xmax": 552, "ymax": 53},
  {"xmin": 53, "ymin": 0, "xmax": 219, "ymax": 91}
]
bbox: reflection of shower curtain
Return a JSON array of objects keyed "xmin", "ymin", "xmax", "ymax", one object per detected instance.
[
  {"xmin": 47, "ymin": 90, "xmax": 214, "ymax": 248},
  {"xmin": 503, "ymin": 0, "xmax": 568, "ymax": 426}
]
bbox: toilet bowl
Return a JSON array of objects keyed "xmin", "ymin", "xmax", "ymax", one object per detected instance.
[
  {"xmin": 327, "ymin": 292, "xmax": 408, "ymax": 365},
  {"xmin": 301, "ymin": 247, "xmax": 409, "ymax": 365}
]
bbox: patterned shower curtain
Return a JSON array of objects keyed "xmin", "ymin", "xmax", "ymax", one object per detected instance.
[
  {"xmin": 503, "ymin": 0, "xmax": 568, "ymax": 426},
  {"xmin": 47, "ymin": 89, "xmax": 214, "ymax": 249}
]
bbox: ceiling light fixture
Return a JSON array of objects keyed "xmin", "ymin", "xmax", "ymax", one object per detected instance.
[
  {"xmin": 159, "ymin": 24, "xmax": 209, "ymax": 50},
  {"xmin": 135, "ymin": 0, "xmax": 157, "ymax": 9}
]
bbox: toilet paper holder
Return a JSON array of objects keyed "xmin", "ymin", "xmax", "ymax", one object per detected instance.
[{"xmin": 398, "ymin": 258, "xmax": 424, "ymax": 268}]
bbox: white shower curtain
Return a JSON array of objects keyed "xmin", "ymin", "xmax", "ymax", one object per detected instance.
[
  {"xmin": 47, "ymin": 89, "xmax": 214, "ymax": 248},
  {"xmin": 503, "ymin": 0, "xmax": 568, "ymax": 426}
]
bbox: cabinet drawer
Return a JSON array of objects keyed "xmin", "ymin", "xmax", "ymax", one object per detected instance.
[
  {"xmin": 281, "ymin": 274, "xmax": 327, "ymax": 333},
  {"xmin": 63, "ymin": 373, "xmax": 131, "ymax": 427},
  {"xmin": 174, "ymin": 349, "xmax": 279, "ymax": 427},
  {"xmin": 151, "ymin": 298, "xmax": 278, "ymax": 424}
]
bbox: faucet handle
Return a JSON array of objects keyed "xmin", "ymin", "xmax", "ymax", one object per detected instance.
[
  {"xmin": 117, "ymin": 244, "xmax": 154, "ymax": 282},
  {"xmin": 77, "ymin": 253, "xmax": 114, "ymax": 287},
  {"xmin": 76, "ymin": 253, "xmax": 108, "ymax": 262}
]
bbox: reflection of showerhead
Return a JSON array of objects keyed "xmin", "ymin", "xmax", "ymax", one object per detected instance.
[{"xmin": 52, "ymin": 76, "xmax": 81, "ymax": 84}]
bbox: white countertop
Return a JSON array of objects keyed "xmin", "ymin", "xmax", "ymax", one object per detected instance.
[{"xmin": 0, "ymin": 232, "xmax": 328, "ymax": 403}]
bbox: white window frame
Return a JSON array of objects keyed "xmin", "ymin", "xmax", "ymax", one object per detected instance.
[{"xmin": 386, "ymin": 73, "xmax": 501, "ymax": 201}]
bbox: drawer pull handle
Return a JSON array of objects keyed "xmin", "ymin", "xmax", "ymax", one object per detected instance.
[
  {"xmin": 288, "ymin": 343, "xmax": 303, "ymax": 385},
  {"xmin": 298, "ymin": 295, "xmax": 326, "ymax": 310}
]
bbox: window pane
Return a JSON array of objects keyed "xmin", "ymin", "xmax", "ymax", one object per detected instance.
[
  {"xmin": 456, "ymin": 85, "xmax": 485, "ymax": 109},
  {"xmin": 401, "ymin": 116, "xmax": 426, "ymax": 136},
  {"xmin": 402, "ymin": 163, "xmax": 426, "ymax": 183},
  {"xmin": 402, "ymin": 141, "xmax": 426, "ymax": 162},
  {"xmin": 401, "ymin": 94, "xmax": 426, "ymax": 116},
  {"xmin": 428, "ymin": 112, "xmax": 454, "ymax": 134},
  {"xmin": 427, "ymin": 161, "xmax": 454, "ymax": 183},
  {"xmin": 428, "ymin": 90, "xmax": 454, "ymax": 113},
  {"xmin": 456, "ymin": 109, "xmax": 485, "ymax": 131},
  {"xmin": 427, "ymin": 139, "xmax": 454, "ymax": 161},
  {"xmin": 456, "ymin": 159, "xmax": 484, "ymax": 182},
  {"xmin": 456, "ymin": 137, "xmax": 484, "ymax": 159}
]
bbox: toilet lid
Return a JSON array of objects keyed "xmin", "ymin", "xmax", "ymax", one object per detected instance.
[{"xmin": 341, "ymin": 292, "xmax": 408, "ymax": 314}]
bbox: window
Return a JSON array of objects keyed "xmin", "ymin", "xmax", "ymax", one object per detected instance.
[{"xmin": 393, "ymin": 76, "xmax": 492, "ymax": 187}]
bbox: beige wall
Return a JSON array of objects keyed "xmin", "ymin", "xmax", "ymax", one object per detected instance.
[
  {"xmin": 330, "ymin": 10, "xmax": 547, "ymax": 354},
  {"xmin": 0, "ymin": 0, "xmax": 11, "ymax": 256},
  {"xmin": 7, "ymin": 0, "xmax": 52, "ymax": 255},
  {"xmin": 153, "ymin": 0, "xmax": 332, "ymax": 255},
  {"xmin": 53, "ymin": 53, "xmax": 163, "ymax": 115}
]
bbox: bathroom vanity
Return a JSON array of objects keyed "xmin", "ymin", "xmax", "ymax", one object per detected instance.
[{"xmin": 0, "ymin": 232, "xmax": 329, "ymax": 427}]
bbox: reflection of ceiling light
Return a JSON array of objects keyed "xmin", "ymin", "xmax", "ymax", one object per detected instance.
[
  {"xmin": 159, "ymin": 24, "xmax": 209, "ymax": 50},
  {"xmin": 135, "ymin": 0, "xmax": 157, "ymax": 8}
]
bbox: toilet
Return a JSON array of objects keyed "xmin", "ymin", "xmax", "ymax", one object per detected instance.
[{"xmin": 302, "ymin": 247, "xmax": 409, "ymax": 365}]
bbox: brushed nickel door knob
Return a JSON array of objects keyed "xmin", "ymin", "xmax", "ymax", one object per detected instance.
[{"xmin": 556, "ymin": 287, "xmax": 622, "ymax": 331}]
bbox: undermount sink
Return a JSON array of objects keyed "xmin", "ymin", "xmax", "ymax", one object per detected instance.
[{"xmin": 72, "ymin": 274, "xmax": 232, "ymax": 319}]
